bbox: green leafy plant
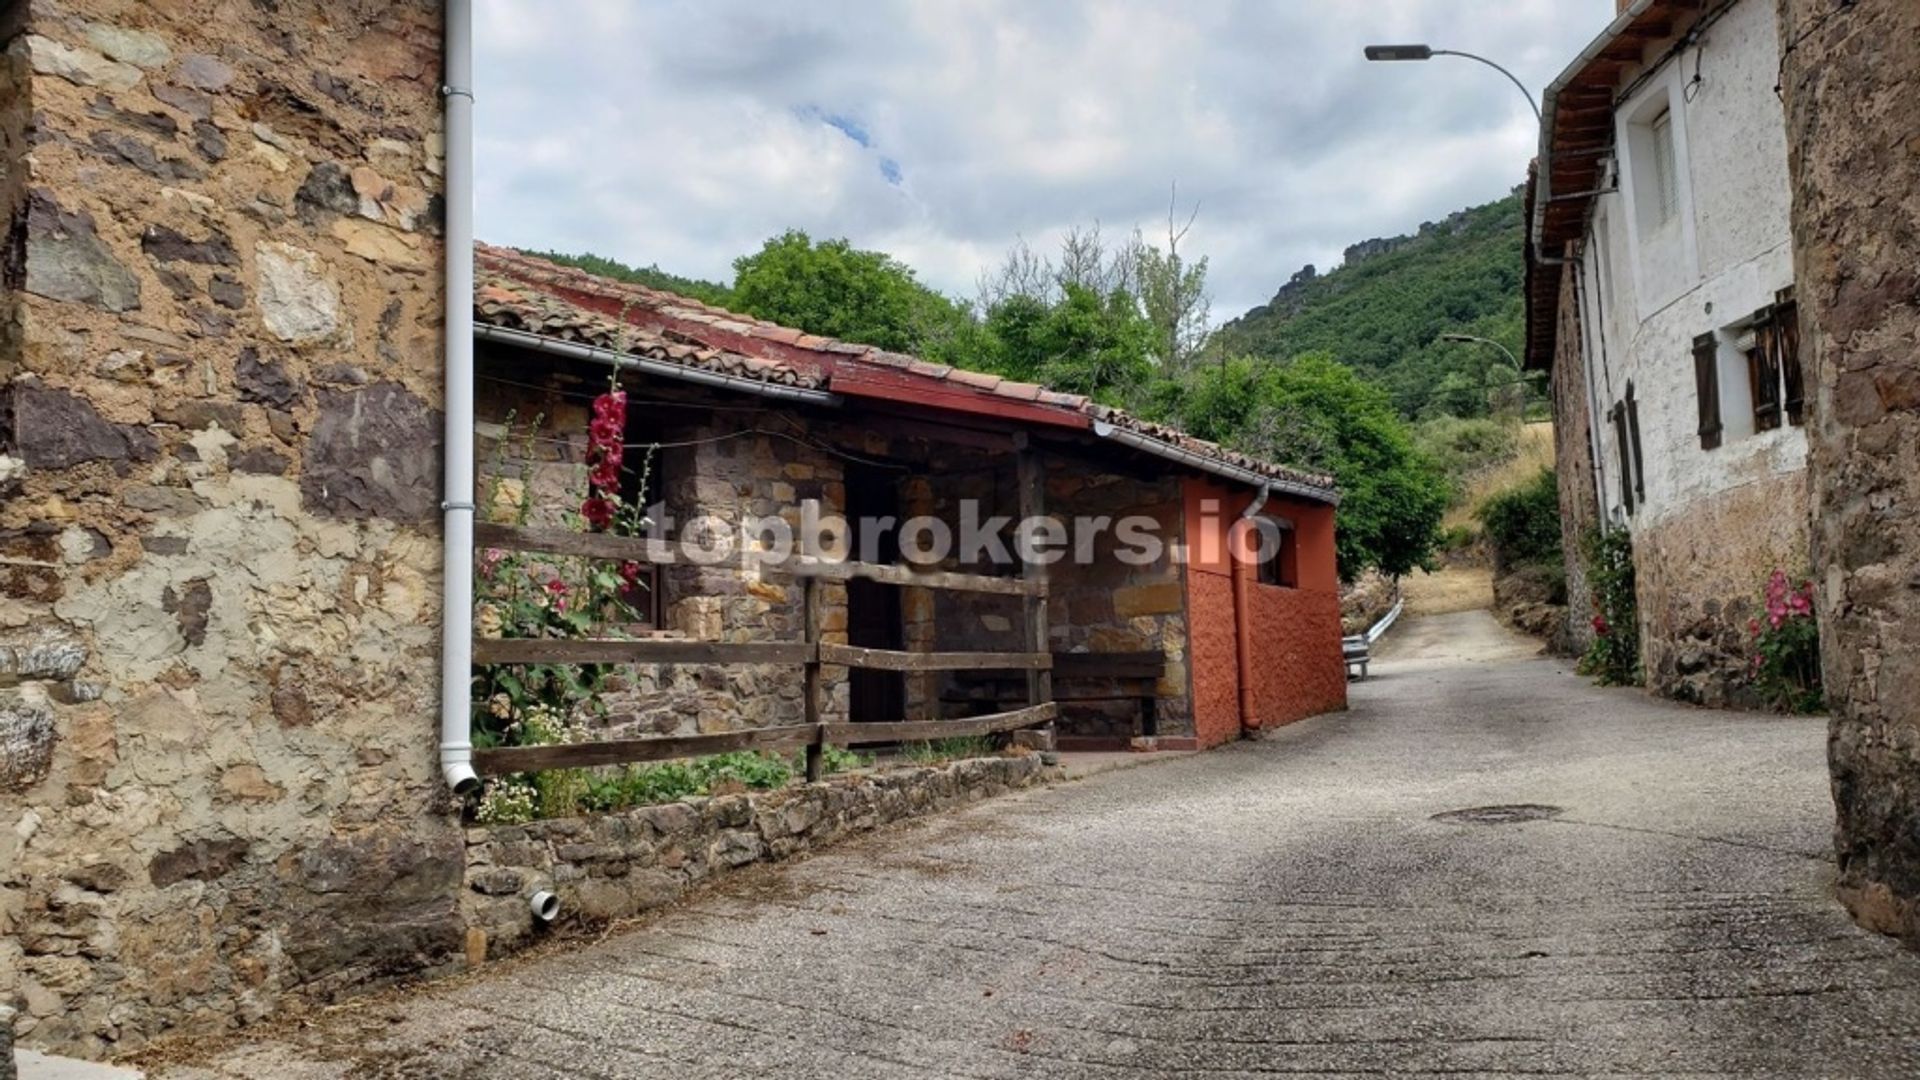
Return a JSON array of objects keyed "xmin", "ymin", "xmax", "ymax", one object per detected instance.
[
  {"xmin": 813, "ymin": 745, "xmax": 872, "ymax": 775},
  {"xmin": 1577, "ymin": 527, "xmax": 1640, "ymax": 686},
  {"xmin": 1748, "ymin": 570, "xmax": 1823, "ymax": 713},
  {"xmin": 1475, "ymin": 467, "xmax": 1562, "ymax": 573},
  {"xmin": 693, "ymin": 751, "xmax": 793, "ymax": 791}
]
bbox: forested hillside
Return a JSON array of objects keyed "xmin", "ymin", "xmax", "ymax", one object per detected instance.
[
  {"xmin": 1214, "ymin": 189, "xmax": 1527, "ymax": 419},
  {"xmin": 521, "ymin": 189, "xmax": 1533, "ymax": 578}
]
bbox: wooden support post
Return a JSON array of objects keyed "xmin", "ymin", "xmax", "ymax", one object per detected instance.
[
  {"xmin": 802, "ymin": 573, "xmax": 824, "ymax": 782},
  {"xmin": 1016, "ymin": 443, "xmax": 1053, "ymax": 711}
]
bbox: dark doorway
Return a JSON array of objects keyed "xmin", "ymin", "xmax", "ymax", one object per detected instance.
[{"xmin": 845, "ymin": 463, "xmax": 905, "ymax": 724}]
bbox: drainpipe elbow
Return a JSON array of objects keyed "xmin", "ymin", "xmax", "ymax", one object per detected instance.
[{"xmin": 442, "ymin": 745, "xmax": 479, "ymax": 796}]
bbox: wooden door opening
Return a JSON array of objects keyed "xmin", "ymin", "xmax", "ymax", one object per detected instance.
[{"xmin": 845, "ymin": 463, "xmax": 905, "ymax": 723}]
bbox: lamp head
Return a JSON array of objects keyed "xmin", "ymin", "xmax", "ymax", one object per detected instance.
[{"xmin": 1364, "ymin": 44, "xmax": 1434, "ymax": 62}]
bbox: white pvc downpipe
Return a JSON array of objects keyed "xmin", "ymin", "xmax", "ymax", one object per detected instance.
[{"xmin": 440, "ymin": 0, "xmax": 480, "ymax": 795}]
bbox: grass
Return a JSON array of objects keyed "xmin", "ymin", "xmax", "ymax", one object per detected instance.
[
  {"xmin": 902, "ymin": 736, "xmax": 996, "ymax": 765},
  {"xmin": 1442, "ymin": 421, "xmax": 1556, "ymax": 535}
]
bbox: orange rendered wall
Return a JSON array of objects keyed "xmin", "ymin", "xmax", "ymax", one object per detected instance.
[{"xmin": 1181, "ymin": 480, "xmax": 1346, "ymax": 747}]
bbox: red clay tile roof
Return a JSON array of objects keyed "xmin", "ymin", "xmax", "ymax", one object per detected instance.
[{"xmin": 473, "ymin": 244, "xmax": 1337, "ymax": 500}]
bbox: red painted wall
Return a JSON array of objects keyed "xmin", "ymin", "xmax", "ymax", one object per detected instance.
[
  {"xmin": 1185, "ymin": 568, "xmax": 1242, "ymax": 749},
  {"xmin": 1181, "ymin": 480, "xmax": 1346, "ymax": 747}
]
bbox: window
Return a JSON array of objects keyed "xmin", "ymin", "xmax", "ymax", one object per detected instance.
[
  {"xmin": 1255, "ymin": 518, "xmax": 1297, "ymax": 588},
  {"xmin": 1692, "ymin": 333, "xmax": 1723, "ymax": 450},
  {"xmin": 1649, "ymin": 109, "xmax": 1679, "ymax": 226}
]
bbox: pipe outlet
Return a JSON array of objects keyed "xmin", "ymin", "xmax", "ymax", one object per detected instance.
[{"xmin": 529, "ymin": 890, "xmax": 560, "ymax": 924}]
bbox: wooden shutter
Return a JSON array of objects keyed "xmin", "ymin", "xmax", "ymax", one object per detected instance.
[
  {"xmin": 1692, "ymin": 333, "xmax": 1722, "ymax": 450},
  {"xmin": 1775, "ymin": 288, "xmax": 1805, "ymax": 426},
  {"xmin": 1611, "ymin": 403, "xmax": 1635, "ymax": 516},
  {"xmin": 1625, "ymin": 381, "xmax": 1646, "ymax": 506},
  {"xmin": 1750, "ymin": 305, "xmax": 1782, "ymax": 432}
]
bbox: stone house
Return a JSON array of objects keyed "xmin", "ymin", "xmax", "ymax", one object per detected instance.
[
  {"xmin": 470, "ymin": 245, "xmax": 1349, "ymax": 751},
  {"xmin": 0, "ymin": 0, "xmax": 1346, "ymax": 1060},
  {"xmin": 1526, "ymin": 0, "xmax": 1808, "ymax": 705}
]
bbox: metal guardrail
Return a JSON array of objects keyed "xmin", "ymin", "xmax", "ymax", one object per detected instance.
[{"xmin": 1365, "ymin": 597, "xmax": 1405, "ymax": 645}]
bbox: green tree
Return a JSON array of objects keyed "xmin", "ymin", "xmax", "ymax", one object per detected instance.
[
  {"xmin": 729, "ymin": 230, "xmax": 967, "ymax": 354},
  {"xmin": 1160, "ymin": 353, "xmax": 1447, "ymax": 579},
  {"xmin": 522, "ymin": 249, "xmax": 734, "ymax": 308}
]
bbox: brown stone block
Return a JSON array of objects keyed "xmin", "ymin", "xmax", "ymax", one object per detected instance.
[{"xmin": 1113, "ymin": 582, "xmax": 1183, "ymax": 618}]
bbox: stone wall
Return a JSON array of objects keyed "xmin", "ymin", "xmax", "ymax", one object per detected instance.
[
  {"xmin": 1, "ymin": 0, "xmax": 456, "ymax": 1057},
  {"xmin": 1548, "ymin": 259, "xmax": 1599, "ymax": 656},
  {"xmin": 462, "ymin": 754, "xmax": 1058, "ymax": 961},
  {"xmin": 1776, "ymin": 0, "xmax": 1920, "ymax": 945},
  {"xmin": 1634, "ymin": 470, "xmax": 1809, "ymax": 707}
]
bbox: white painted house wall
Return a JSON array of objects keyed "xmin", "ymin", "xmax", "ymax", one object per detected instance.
[{"xmin": 1577, "ymin": 0, "xmax": 1803, "ymax": 532}]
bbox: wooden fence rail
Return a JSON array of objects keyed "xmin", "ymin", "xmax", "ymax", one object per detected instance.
[{"xmin": 469, "ymin": 457, "xmax": 1058, "ymax": 780}]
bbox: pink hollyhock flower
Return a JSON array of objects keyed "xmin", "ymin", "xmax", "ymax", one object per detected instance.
[
  {"xmin": 478, "ymin": 547, "xmax": 506, "ymax": 577},
  {"xmin": 580, "ymin": 496, "xmax": 615, "ymax": 530},
  {"xmin": 1748, "ymin": 618, "xmax": 1762, "ymax": 636}
]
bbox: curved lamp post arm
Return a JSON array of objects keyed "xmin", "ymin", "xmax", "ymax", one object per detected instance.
[
  {"xmin": 1430, "ymin": 49, "xmax": 1543, "ymax": 124},
  {"xmin": 1439, "ymin": 333, "xmax": 1522, "ymax": 370}
]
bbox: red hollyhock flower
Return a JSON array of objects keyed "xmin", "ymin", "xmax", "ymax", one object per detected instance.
[
  {"xmin": 589, "ymin": 456, "xmax": 621, "ymax": 491},
  {"xmin": 588, "ymin": 416, "xmax": 622, "ymax": 447},
  {"xmin": 1591, "ymin": 614, "xmax": 1610, "ymax": 637},
  {"xmin": 591, "ymin": 390, "xmax": 627, "ymax": 426},
  {"xmin": 580, "ymin": 496, "xmax": 615, "ymax": 530},
  {"xmin": 619, "ymin": 560, "xmax": 643, "ymax": 587}
]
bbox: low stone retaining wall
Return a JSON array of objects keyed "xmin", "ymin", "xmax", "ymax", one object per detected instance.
[{"xmin": 460, "ymin": 755, "xmax": 1058, "ymax": 961}]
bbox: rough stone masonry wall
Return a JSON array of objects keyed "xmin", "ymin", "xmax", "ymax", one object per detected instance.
[
  {"xmin": 1634, "ymin": 470, "xmax": 1809, "ymax": 708},
  {"xmin": 461, "ymin": 754, "xmax": 1057, "ymax": 962},
  {"xmin": 1549, "ymin": 259, "xmax": 1599, "ymax": 657},
  {"xmin": 0, "ymin": 0, "xmax": 456, "ymax": 1057},
  {"xmin": 1776, "ymin": 0, "xmax": 1920, "ymax": 945},
  {"xmin": 472, "ymin": 366, "xmax": 851, "ymax": 738}
]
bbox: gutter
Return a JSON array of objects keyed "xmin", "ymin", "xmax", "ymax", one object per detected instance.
[
  {"xmin": 439, "ymin": 0, "xmax": 480, "ymax": 794},
  {"xmin": 474, "ymin": 324, "xmax": 841, "ymax": 406},
  {"xmin": 1233, "ymin": 483, "xmax": 1271, "ymax": 732},
  {"xmin": 1089, "ymin": 419, "xmax": 1339, "ymax": 506},
  {"xmin": 1531, "ymin": 0, "xmax": 1656, "ymax": 256}
]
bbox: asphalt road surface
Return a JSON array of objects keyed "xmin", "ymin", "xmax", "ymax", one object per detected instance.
[{"xmin": 156, "ymin": 611, "xmax": 1920, "ymax": 1078}]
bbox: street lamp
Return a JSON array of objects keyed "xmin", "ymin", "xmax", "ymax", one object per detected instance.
[
  {"xmin": 1439, "ymin": 332, "xmax": 1521, "ymax": 370},
  {"xmin": 1363, "ymin": 44, "xmax": 1542, "ymax": 123}
]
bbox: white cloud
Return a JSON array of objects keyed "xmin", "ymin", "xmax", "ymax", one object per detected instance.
[{"xmin": 474, "ymin": 0, "xmax": 1612, "ymax": 319}]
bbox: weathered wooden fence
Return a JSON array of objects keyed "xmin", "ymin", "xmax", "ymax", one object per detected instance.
[{"xmin": 469, "ymin": 452, "xmax": 1057, "ymax": 780}]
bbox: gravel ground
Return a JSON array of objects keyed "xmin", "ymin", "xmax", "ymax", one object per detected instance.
[{"xmin": 151, "ymin": 612, "xmax": 1920, "ymax": 1079}]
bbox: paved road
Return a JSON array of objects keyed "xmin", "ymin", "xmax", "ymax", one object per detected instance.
[{"xmin": 160, "ymin": 612, "xmax": 1920, "ymax": 1078}]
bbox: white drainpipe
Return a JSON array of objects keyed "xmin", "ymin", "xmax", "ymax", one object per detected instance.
[{"xmin": 439, "ymin": 0, "xmax": 479, "ymax": 795}]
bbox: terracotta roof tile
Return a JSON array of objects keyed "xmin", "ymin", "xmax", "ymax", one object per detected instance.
[
  {"xmin": 471, "ymin": 243, "xmax": 1336, "ymax": 500},
  {"xmin": 471, "ymin": 261, "xmax": 823, "ymax": 389}
]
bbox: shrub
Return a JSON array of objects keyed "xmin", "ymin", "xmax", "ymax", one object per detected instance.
[
  {"xmin": 1748, "ymin": 570, "xmax": 1823, "ymax": 713},
  {"xmin": 1475, "ymin": 467, "xmax": 1562, "ymax": 573},
  {"xmin": 1578, "ymin": 527, "xmax": 1640, "ymax": 686}
]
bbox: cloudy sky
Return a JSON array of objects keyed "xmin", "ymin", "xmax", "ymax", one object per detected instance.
[{"xmin": 473, "ymin": 1, "xmax": 1610, "ymax": 320}]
